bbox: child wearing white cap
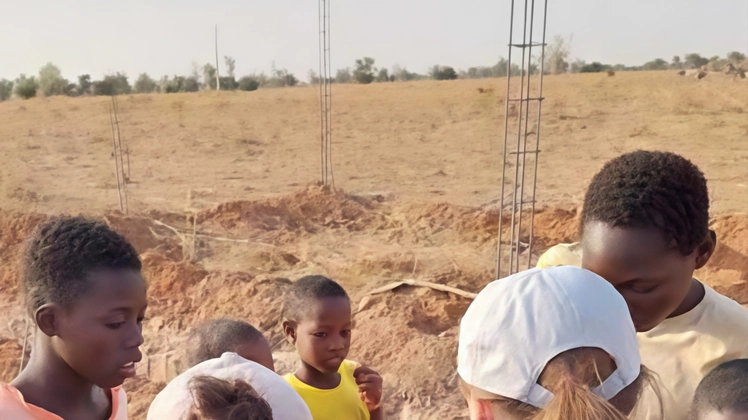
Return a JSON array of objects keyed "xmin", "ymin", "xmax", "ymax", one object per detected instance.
[
  {"xmin": 458, "ymin": 266, "xmax": 659, "ymax": 420},
  {"xmin": 536, "ymin": 151, "xmax": 748, "ymax": 419}
]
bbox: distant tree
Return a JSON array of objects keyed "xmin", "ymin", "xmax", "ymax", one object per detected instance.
[
  {"xmin": 684, "ymin": 53, "xmax": 709, "ymax": 69},
  {"xmin": 219, "ymin": 76, "xmax": 238, "ymax": 90},
  {"xmin": 545, "ymin": 35, "xmax": 572, "ymax": 75},
  {"xmin": 264, "ymin": 68, "xmax": 297, "ymax": 88},
  {"xmin": 335, "ymin": 68, "xmax": 352, "ymax": 84},
  {"xmin": 671, "ymin": 56, "xmax": 683, "ymax": 69},
  {"xmin": 579, "ymin": 62, "xmax": 610, "ymax": 73},
  {"xmin": 641, "ymin": 58, "xmax": 669, "ymax": 71},
  {"xmin": 224, "ymin": 56, "xmax": 236, "ymax": 79},
  {"xmin": 134, "ymin": 73, "xmax": 158, "ymax": 93},
  {"xmin": 308, "ymin": 70, "xmax": 320, "ymax": 84},
  {"xmin": 570, "ymin": 59, "xmax": 587, "ymax": 73},
  {"xmin": 183, "ymin": 77, "xmax": 200, "ymax": 92},
  {"xmin": 77, "ymin": 74, "xmax": 92, "ymax": 95},
  {"xmin": 353, "ymin": 57, "xmax": 376, "ymax": 84},
  {"xmin": 375, "ymin": 68, "xmax": 390, "ymax": 82},
  {"xmin": 429, "ymin": 65, "xmax": 458, "ymax": 80},
  {"xmin": 161, "ymin": 76, "xmax": 183, "ymax": 93},
  {"xmin": 92, "ymin": 73, "xmax": 131, "ymax": 96},
  {"xmin": 203, "ymin": 64, "xmax": 217, "ymax": 90},
  {"xmin": 727, "ymin": 51, "xmax": 747, "ymax": 63},
  {"xmin": 612, "ymin": 64, "xmax": 627, "ymax": 72},
  {"xmin": 238, "ymin": 76, "xmax": 260, "ymax": 91},
  {"xmin": 38, "ymin": 63, "xmax": 69, "ymax": 97},
  {"xmin": 14, "ymin": 75, "xmax": 39, "ymax": 99},
  {"xmin": 0, "ymin": 79, "xmax": 13, "ymax": 101},
  {"xmin": 392, "ymin": 64, "xmax": 425, "ymax": 81}
]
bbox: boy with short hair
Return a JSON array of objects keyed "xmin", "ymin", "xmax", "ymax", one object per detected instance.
[
  {"xmin": 0, "ymin": 216, "xmax": 147, "ymax": 419},
  {"xmin": 282, "ymin": 275, "xmax": 384, "ymax": 420},
  {"xmin": 188, "ymin": 318, "xmax": 274, "ymax": 371},
  {"xmin": 691, "ymin": 359, "xmax": 748, "ymax": 420},
  {"xmin": 537, "ymin": 150, "xmax": 748, "ymax": 419}
]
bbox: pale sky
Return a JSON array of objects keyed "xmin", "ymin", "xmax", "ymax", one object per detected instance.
[{"xmin": 1, "ymin": 0, "xmax": 747, "ymax": 82}]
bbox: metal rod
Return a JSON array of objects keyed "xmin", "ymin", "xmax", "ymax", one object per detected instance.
[
  {"xmin": 326, "ymin": 0, "xmax": 335, "ymax": 188},
  {"xmin": 496, "ymin": 0, "xmax": 517, "ymax": 279},
  {"xmin": 515, "ymin": 0, "xmax": 539, "ymax": 272},
  {"xmin": 111, "ymin": 96, "xmax": 129, "ymax": 214},
  {"xmin": 527, "ymin": 0, "xmax": 549, "ymax": 269},
  {"xmin": 109, "ymin": 104, "xmax": 124, "ymax": 212},
  {"xmin": 318, "ymin": 0, "xmax": 325, "ymax": 184},
  {"xmin": 508, "ymin": 0, "xmax": 532, "ymax": 274},
  {"xmin": 215, "ymin": 25, "xmax": 220, "ymax": 91}
]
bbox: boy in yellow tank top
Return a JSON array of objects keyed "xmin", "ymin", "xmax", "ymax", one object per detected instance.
[
  {"xmin": 536, "ymin": 151, "xmax": 748, "ymax": 420},
  {"xmin": 282, "ymin": 275, "xmax": 384, "ymax": 420}
]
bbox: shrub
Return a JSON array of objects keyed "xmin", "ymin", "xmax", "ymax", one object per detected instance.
[
  {"xmin": 0, "ymin": 79, "xmax": 13, "ymax": 101},
  {"xmin": 579, "ymin": 62, "xmax": 611, "ymax": 73},
  {"xmin": 375, "ymin": 68, "xmax": 390, "ymax": 82},
  {"xmin": 727, "ymin": 51, "xmax": 746, "ymax": 63},
  {"xmin": 430, "ymin": 65, "xmax": 458, "ymax": 80},
  {"xmin": 219, "ymin": 76, "xmax": 238, "ymax": 90},
  {"xmin": 238, "ymin": 76, "xmax": 260, "ymax": 91},
  {"xmin": 183, "ymin": 77, "xmax": 200, "ymax": 92},
  {"xmin": 684, "ymin": 53, "xmax": 709, "ymax": 69},
  {"xmin": 14, "ymin": 75, "xmax": 39, "ymax": 99},
  {"xmin": 134, "ymin": 73, "xmax": 158, "ymax": 93},
  {"xmin": 641, "ymin": 58, "xmax": 669, "ymax": 71}
]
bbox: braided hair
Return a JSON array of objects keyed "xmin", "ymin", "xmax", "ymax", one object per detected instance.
[
  {"xmin": 21, "ymin": 216, "xmax": 141, "ymax": 315},
  {"xmin": 581, "ymin": 150, "xmax": 710, "ymax": 255},
  {"xmin": 283, "ymin": 275, "xmax": 349, "ymax": 322},
  {"xmin": 691, "ymin": 359, "xmax": 748, "ymax": 418}
]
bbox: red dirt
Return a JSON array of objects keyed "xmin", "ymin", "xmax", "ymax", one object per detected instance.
[{"xmin": 0, "ymin": 189, "xmax": 745, "ymax": 419}]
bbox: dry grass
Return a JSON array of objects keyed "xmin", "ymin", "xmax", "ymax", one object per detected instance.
[{"xmin": 0, "ymin": 71, "xmax": 746, "ymax": 215}]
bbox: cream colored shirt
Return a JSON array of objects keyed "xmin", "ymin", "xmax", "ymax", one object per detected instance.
[{"xmin": 537, "ymin": 243, "xmax": 748, "ymax": 420}]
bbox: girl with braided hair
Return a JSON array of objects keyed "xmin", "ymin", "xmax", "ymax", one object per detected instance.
[
  {"xmin": 0, "ymin": 216, "xmax": 147, "ymax": 419},
  {"xmin": 537, "ymin": 150, "xmax": 748, "ymax": 420}
]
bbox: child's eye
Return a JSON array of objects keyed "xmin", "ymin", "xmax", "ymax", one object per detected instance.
[
  {"xmin": 341, "ymin": 330, "xmax": 351, "ymax": 337},
  {"xmin": 313, "ymin": 332, "xmax": 327, "ymax": 338},
  {"xmin": 137, "ymin": 317, "xmax": 149, "ymax": 326},
  {"xmin": 631, "ymin": 284, "xmax": 657, "ymax": 293},
  {"xmin": 106, "ymin": 322, "xmax": 126, "ymax": 329}
]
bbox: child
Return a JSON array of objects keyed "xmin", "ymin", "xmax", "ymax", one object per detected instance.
[
  {"xmin": 282, "ymin": 275, "xmax": 384, "ymax": 420},
  {"xmin": 186, "ymin": 375, "xmax": 273, "ymax": 420},
  {"xmin": 536, "ymin": 150, "xmax": 748, "ymax": 419},
  {"xmin": 459, "ymin": 267, "xmax": 659, "ymax": 420},
  {"xmin": 188, "ymin": 318, "xmax": 274, "ymax": 371},
  {"xmin": 0, "ymin": 216, "xmax": 147, "ymax": 419},
  {"xmin": 691, "ymin": 359, "xmax": 748, "ymax": 420},
  {"xmin": 148, "ymin": 352, "xmax": 311, "ymax": 420}
]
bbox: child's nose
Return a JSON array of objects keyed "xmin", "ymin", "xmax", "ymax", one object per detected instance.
[{"xmin": 125, "ymin": 323, "xmax": 145, "ymax": 348}]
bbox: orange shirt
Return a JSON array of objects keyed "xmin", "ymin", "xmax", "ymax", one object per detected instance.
[{"xmin": 0, "ymin": 383, "xmax": 127, "ymax": 420}]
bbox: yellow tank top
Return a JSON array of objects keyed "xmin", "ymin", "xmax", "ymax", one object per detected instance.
[{"xmin": 283, "ymin": 360, "xmax": 370, "ymax": 420}]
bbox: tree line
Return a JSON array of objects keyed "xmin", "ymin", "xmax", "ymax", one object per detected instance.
[{"xmin": 1, "ymin": 46, "xmax": 746, "ymax": 102}]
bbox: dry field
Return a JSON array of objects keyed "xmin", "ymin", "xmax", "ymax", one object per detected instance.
[{"xmin": 0, "ymin": 72, "xmax": 746, "ymax": 419}]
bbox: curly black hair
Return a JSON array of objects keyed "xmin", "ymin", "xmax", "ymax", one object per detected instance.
[
  {"xmin": 581, "ymin": 150, "xmax": 710, "ymax": 255},
  {"xmin": 187, "ymin": 375, "xmax": 273, "ymax": 420},
  {"xmin": 21, "ymin": 216, "xmax": 141, "ymax": 315},
  {"xmin": 283, "ymin": 275, "xmax": 349, "ymax": 322},
  {"xmin": 187, "ymin": 319, "xmax": 266, "ymax": 367},
  {"xmin": 691, "ymin": 359, "xmax": 748, "ymax": 418}
]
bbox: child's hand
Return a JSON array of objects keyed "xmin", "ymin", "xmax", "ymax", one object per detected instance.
[{"xmin": 354, "ymin": 365, "xmax": 383, "ymax": 412}]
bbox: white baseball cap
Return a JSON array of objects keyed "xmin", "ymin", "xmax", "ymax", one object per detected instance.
[
  {"xmin": 457, "ymin": 266, "xmax": 640, "ymax": 408},
  {"xmin": 147, "ymin": 352, "xmax": 313, "ymax": 420}
]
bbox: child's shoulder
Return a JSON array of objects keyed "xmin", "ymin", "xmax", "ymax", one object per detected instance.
[
  {"xmin": 703, "ymin": 285, "xmax": 748, "ymax": 329},
  {"xmin": 0, "ymin": 383, "xmax": 45, "ymax": 419}
]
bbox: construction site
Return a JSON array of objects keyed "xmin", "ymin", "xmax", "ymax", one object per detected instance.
[{"xmin": 0, "ymin": 67, "xmax": 746, "ymax": 418}]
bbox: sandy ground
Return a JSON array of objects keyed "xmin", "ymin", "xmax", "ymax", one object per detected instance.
[{"xmin": 0, "ymin": 72, "xmax": 746, "ymax": 419}]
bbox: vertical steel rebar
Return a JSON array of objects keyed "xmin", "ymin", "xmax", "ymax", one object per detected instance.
[
  {"xmin": 496, "ymin": 0, "xmax": 549, "ymax": 277},
  {"xmin": 109, "ymin": 104, "xmax": 124, "ymax": 212}
]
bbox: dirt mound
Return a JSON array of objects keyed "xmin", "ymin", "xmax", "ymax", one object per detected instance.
[
  {"xmin": 199, "ymin": 184, "xmax": 387, "ymax": 234},
  {"xmin": 705, "ymin": 214, "xmax": 748, "ymax": 303},
  {"xmin": 352, "ymin": 287, "xmax": 471, "ymax": 419},
  {"xmin": 104, "ymin": 213, "xmax": 184, "ymax": 261}
]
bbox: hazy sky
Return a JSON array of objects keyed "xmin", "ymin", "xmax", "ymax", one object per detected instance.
[{"xmin": 2, "ymin": 0, "xmax": 747, "ymax": 81}]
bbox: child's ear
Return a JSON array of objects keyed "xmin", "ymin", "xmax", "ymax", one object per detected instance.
[
  {"xmin": 282, "ymin": 320, "xmax": 297, "ymax": 345},
  {"xmin": 35, "ymin": 304, "xmax": 60, "ymax": 337},
  {"xmin": 694, "ymin": 230, "xmax": 716, "ymax": 270}
]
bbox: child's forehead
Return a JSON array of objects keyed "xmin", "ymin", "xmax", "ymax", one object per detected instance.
[{"xmin": 300, "ymin": 296, "xmax": 352, "ymax": 324}]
